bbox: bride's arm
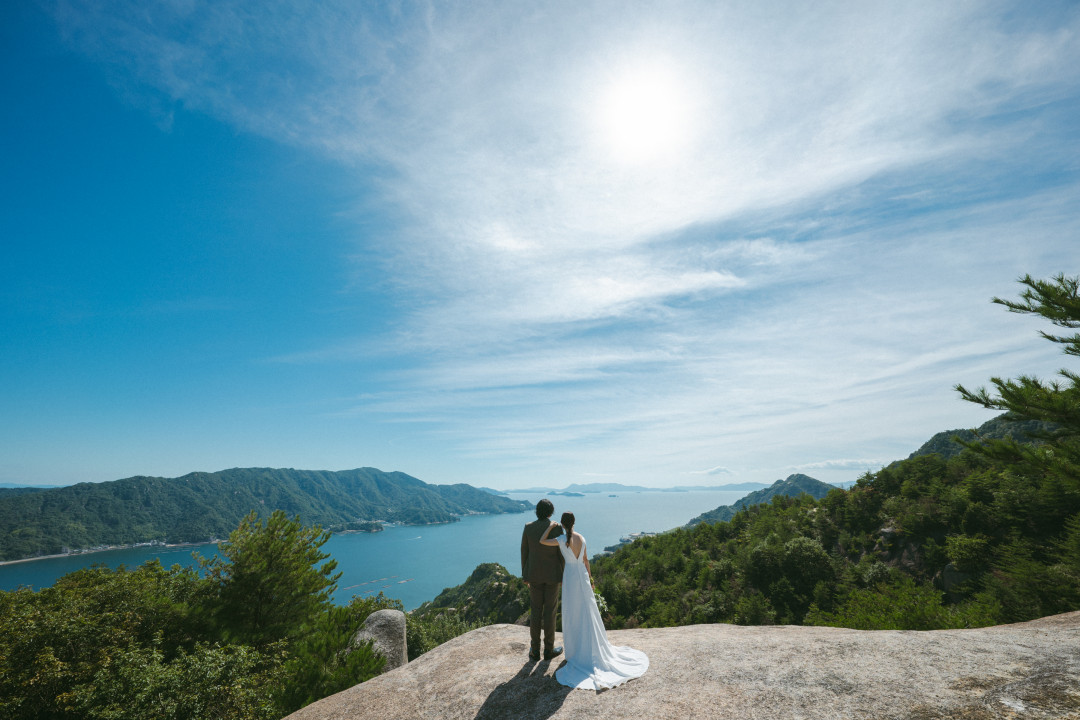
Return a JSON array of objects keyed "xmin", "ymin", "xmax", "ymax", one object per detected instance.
[
  {"xmin": 539, "ymin": 522, "xmax": 561, "ymax": 546},
  {"xmin": 583, "ymin": 542, "xmax": 592, "ymax": 581}
]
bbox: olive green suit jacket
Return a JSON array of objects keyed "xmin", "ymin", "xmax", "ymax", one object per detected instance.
[{"xmin": 521, "ymin": 518, "xmax": 565, "ymax": 584}]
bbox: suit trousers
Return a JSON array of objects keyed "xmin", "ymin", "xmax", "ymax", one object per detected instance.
[{"xmin": 529, "ymin": 581, "xmax": 560, "ymax": 653}]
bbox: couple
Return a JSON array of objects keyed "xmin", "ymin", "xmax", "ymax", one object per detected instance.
[{"xmin": 520, "ymin": 499, "xmax": 649, "ymax": 691}]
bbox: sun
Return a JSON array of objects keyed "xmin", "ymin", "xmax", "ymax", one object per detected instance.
[{"xmin": 593, "ymin": 63, "xmax": 696, "ymax": 165}]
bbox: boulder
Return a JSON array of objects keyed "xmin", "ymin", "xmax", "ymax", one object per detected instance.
[
  {"xmin": 353, "ymin": 608, "xmax": 407, "ymax": 671},
  {"xmin": 290, "ymin": 611, "xmax": 1080, "ymax": 720},
  {"xmin": 939, "ymin": 562, "xmax": 972, "ymax": 595}
]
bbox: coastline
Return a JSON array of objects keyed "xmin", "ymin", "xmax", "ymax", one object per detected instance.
[
  {"xmin": 2, "ymin": 491, "xmax": 733, "ymax": 607},
  {"xmin": 0, "ymin": 540, "xmax": 219, "ymax": 567},
  {"xmin": 0, "ymin": 509, "xmax": 524, "ymax": 566},
  {"xmin": 0, "ymin": 504, "xmax": 532, "ymax": 567}
]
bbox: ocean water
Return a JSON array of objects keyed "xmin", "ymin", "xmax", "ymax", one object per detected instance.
[{"xmin": 0, "ymin": 489, "xmax": 749, "ymax": 610}]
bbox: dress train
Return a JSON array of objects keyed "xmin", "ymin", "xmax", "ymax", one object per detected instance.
[{"xmin": 554, "ymin": 534, "xmax": 648, "ymax": 690}]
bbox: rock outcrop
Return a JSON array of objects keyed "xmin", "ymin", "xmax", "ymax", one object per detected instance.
[
  {"xmin": 352, "ymin": 609, "xmax": 407, "ymax": 671},
  {"xmin": 412, "ymin": 563, "xmax": 530, "ymax": 626},
  {"xmin": 289, "ymin": 611, "xmax": 1080, "ymax": 720},
  {"xmin": 289, "ymin": 613, "xmax": 1080, "ymax": 720}
]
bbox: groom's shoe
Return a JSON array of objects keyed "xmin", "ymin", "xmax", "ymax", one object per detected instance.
[
  {"xmin": 528, "ymin": 648, "xmax": 540, "ymax": 662},
  {"xmin": 544, "ymin": 646, "xmax": 563, "ymax": 661}
]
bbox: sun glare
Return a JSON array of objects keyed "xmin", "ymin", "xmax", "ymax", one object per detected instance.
[{"xmin": 594, "ymin": 64, "xmax": 695, "ymax": 165}]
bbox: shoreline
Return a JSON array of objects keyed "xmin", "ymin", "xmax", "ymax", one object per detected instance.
[
  {"xmin": 0, "ymin": 540, "xmax": 219, "ymax": 567},
  {"xmin": 0, "ymin": 509, "xmax": 529, "ymax": 566}
]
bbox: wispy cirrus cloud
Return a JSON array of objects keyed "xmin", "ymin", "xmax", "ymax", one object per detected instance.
[{"xmin": 44, "ymin": 1, "xmax": 1080, "ymax": 486}]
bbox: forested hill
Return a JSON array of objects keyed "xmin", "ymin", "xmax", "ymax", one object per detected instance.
[
  {"xmin": 0, "ymin": 467, "xmax": 530, "ymax": 561},
  {"xmin": 906, "ymin": 413, "xmax": 1059, "ymax": 461},
  {"xmin": 686, "ymin": 474, "xmax": 837, "ymax": 526}
]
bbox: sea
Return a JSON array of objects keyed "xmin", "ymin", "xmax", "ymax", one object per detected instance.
[{"xmin": 0, "ymin": 489, "xmax": 750, "ymax": 610}]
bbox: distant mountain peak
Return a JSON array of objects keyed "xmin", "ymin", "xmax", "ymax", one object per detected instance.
[{"xmin": 686, "ymin": 473, "xmax": 836, "ymax": 527}]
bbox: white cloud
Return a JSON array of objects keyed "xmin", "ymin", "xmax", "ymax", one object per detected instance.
[
  {"xmin": 690, "ymin": 466, "xmax": 733, "ymax": 476},
  {"xmin": 46, "ymin": 1, "xmax": 1080, "ymax": 486}
]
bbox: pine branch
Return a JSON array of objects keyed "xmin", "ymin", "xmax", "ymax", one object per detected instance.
[{"xmin": 992, "ymin": 273, "xmax": 1080, "ymax": 356}]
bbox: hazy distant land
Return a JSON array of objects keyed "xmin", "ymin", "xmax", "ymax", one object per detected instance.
[{"xmin": 498, "ymin": 480, "xmax": 771, "ymax": 494}]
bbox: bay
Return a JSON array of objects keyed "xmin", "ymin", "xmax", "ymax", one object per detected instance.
[{"xmin": 0, "ymin": 489, "xmax": 749, "ymax": 610}]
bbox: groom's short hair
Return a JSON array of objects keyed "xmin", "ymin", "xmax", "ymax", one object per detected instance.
[{"xmin": 535, "ymin": 499, "xmax": 554, "ymax": 519}]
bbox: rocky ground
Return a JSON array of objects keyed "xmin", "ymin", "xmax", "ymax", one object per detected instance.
[{"xmin": 286, "ymin": 611, "xmax": 1080, "ymax": 720}]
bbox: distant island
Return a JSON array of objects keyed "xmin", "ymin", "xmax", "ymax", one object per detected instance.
[
  {"xmin": 0, "ymin": 467, "xmax": 530, "ymax": 562},
  {"xmin": 579, "ymin": 476, "xmax": 839, "ymax": 553},
  {"xmin": 0, "ymin": 483, "xmax": 63, "ymax": 489},
  {"xmin": 501, "ymin": 481, "xmax": 771, "ymax": 494}
]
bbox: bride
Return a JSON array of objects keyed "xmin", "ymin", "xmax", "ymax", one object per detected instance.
[{"xmin": 539, "ymin": 512, "xmax": 649, "ymax": 690}]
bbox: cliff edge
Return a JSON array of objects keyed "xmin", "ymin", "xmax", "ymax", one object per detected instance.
[{"xmin": 287, "ymin": 611, "xmax": 1080, "ymax": 720}]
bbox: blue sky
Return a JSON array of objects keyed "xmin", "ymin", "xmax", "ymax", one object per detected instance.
[{"xmin": 2, "ymin": 1, "xmax": 1078, "ymax": 489}]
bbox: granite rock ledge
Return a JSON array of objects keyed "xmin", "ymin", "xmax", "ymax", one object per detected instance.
[{"xmin": 287, "ymin": 611, "xmax": 1080, "ymax": 720}]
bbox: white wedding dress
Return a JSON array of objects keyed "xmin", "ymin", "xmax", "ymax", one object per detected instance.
[{"xmin": 554, "ymin": 534, "xmax": 649, "ymax": 690}]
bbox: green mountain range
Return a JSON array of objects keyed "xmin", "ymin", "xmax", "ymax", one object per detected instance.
[
  {"xmin": 0, "ymin": 467, "xmax": 530, "ymax": 561},
  {"xmin": 686, "ymin": 474, "xmax": 837, "ymax": 526}
]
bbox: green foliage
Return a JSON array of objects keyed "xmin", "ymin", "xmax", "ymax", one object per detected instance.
[
  {"xmin": 411, "ymin": 563, "xmax": 529, "ymax": 626},
  {"xmin": 405, "ymin": 563, "xmax": 522, "ymax": 661},
  {"xmin": 979, "ymin": 539, "xmax": 1080, "ymax": 622},
  {"xmin": 955, "ymin": 275, "xmax": 1080, "ymax": 479},
  {"xmin": 907, "ymin": 415, "xmax": 1061, "ymax": 461},
  {"xmin": 0, "ymin": 514, "xmax": 396, "ymax": 719},
  {"xmin": 69, "ymin": 640, "xmax": 287, "ymax": 720},
  {"xmin": 945, "ymin": 534, "xmax": 990, "ymax": 573},
  {"xmin": 804, "ymin": 575, "xmax": 999, "ymax": 630},
  {"xmin": 992, "ymin": 273, "xmax": 1080, "ymax": 357},
  {"xmin": 405, "ymin": 611, "xmax": 484, "ymax": 661},
  {"xmin": 277, "ymin": 597, "xmax": 398, "ymax": 713},
  {"xmin": 733, "ymin": 591, "xmax": 776, "ymax": 625},
  {"xmin": 593, "ymin": 440, "xmax": 1080, "ymax": 630},
  {"xmin": 201, "ymin": 510, "xmax": 340, "ymax": 646},
  {"xmin": 0, "ymin": 468, "xmax": 531, "ymax": 561},
  {"xmin": 0, "ymin": 562, "xmax": 220, "ymax": 720}
]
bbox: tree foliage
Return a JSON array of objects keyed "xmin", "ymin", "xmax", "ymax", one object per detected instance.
[
  {"xmin": 69, "ymin": 640, "xmax": 287, "ymax": 720},
  {"xmin": 201, "ymin": 510, "xmax": 340, "ymax": 646},
  {"xmin": 0, "ymin": 513, "xmax": 391, "ymax": 719}
]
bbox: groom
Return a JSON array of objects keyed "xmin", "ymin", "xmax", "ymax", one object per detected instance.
[{"xmin": 521, "ymin": 498, "xmax": 564, "ymax": 661}]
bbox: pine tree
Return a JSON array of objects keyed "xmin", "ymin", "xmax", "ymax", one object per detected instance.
[
  {"xmin": 955, "ymin": 273, "xmax": 1080, "ymax": 479},
  {"xmin": 955, "ymin": 273, "xmax": 1080, "ymax": 619},
  {"xmin": 955, "ymin": 272, "xmax": 1080, "ymax": 428},
  {"xmin": 201, "ymin": 510, "xmax": 341, "ymax": 646}
]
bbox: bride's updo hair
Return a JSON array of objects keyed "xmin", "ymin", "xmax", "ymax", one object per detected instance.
[{"xmin": 560, "ymin": 512, "xmax": 575, "ymax": 542}]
